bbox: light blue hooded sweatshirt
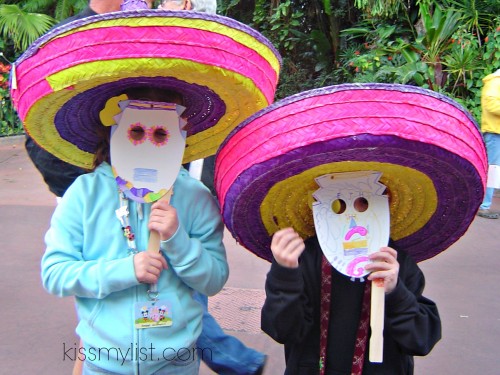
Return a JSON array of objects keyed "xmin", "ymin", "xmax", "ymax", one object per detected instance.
[{"xmin": 41, "ymin": 163, "xmax": 228, "ymax": 374}]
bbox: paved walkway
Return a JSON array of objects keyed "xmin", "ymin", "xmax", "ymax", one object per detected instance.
[{"xmin": 1, "ymin": 135, "xmax": 499, "ymax": 374}]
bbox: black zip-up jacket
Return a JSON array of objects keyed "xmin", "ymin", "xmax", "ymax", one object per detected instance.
[{"xmin": 261, "ymin": 237, "xmax": 441, "ymax": 375}]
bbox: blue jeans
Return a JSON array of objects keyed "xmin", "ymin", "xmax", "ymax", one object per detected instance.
[
  {"xmin": 194, "ymin": 293, "xmax": 265, "ymax": 375},
  {"xmin": 480, "ymin": 132, "xmax": 500, "ymax": 209}
]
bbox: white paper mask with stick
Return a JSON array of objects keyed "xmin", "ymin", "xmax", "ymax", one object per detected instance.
[
  {"xmin": 312, "ymin": 171, "xmax": 390, "ymax": 279},
  {"xmin": 110, "ymin": 100, "xmax": 187, "ymax": 203},
  {"xmin": 312, "ymin": 171, "xmax": 390, "ymax": 363}
]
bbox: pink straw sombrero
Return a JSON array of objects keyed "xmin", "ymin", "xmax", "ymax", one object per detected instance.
[
  {"xmin": 10, "ymin": 10, "xmax": 281, "ymax": 169},
  {"xmin": 215, "ymin": 83, "xmax": 487, "ymax": 263}
]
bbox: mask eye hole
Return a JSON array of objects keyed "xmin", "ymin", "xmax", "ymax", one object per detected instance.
[
  {"xmin": 128, "ymin": 123, "xmax": 146, "ymax": 145},
  {"xmin": 149, "ymin": 126, "xmax": 169, "ymax": 146},
  {"xmin": 354, "ymin": 197, "xmax": 369, "ymax": 212},
  {"xmin": 331, "ymin": 199, "xmax": 346, "ymax": 214}
]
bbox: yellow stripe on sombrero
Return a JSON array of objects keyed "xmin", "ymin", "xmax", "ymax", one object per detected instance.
[
  {"xmin": 25, "ymin": 90, "xmax": 92, "ymax": 168},
  {"xmin": 51, "ymin": 17, "xmax": 280, "ymax": 74},
  {"xmin": 260, "ymin": 162, "xmax": 438, "ymax": 242},
  {"xmin": 25, "ymin": 58, "xmax": 267, "ymax": 169}
]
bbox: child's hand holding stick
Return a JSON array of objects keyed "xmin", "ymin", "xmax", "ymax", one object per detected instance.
[{"xmin": 366, "ymin": 247, "xmax": 400, "ymax": 363}]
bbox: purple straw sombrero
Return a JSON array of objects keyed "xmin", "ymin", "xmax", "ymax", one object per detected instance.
[
  {"xmin": 10, "ymin": 10, "xmax": 281, "ymax": 169},
  {"xmin": 215, "ymin": 83, "xmax": 487, "ymax": 263}
]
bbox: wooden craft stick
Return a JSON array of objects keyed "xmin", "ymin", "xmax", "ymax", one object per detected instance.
[
  {"xmin": 369, "ymin": 279, "xmax": 385, "ymax": 363},
  {"xmin": 147, "ymin": 189, "xmax": 173, "ymax": 253}
]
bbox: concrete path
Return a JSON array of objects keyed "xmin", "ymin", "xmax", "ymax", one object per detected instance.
[{"xmin": 1, "ymin": 135, "xmax": 499, "ymax": 374}]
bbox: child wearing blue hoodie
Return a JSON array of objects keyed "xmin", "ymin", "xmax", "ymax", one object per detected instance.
[{"xmin": 41, "ymin": 88, "xmax": 229, "ymax": 375}]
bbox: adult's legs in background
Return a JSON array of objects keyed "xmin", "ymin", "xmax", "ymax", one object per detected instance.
[
  {"xmin": 478, "ymin": 132, "xmax": 500, "ymax": 218},
  {"xmin": 194, "ymin": 293, "xmax": 266, "ymax": 375}
]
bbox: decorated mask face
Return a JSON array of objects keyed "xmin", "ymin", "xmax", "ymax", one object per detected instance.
[
  {"xmin": 110, "ymin": 100, "xmax": 187, "ymax": 203},
  {"xmin": 312, "ymin": 171, "xmax": 389, "ymax": 280}
]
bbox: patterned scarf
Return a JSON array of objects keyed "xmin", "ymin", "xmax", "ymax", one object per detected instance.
[{"xmin": 319, "ymin": 255, "xmax": 372, "ymax": 375}]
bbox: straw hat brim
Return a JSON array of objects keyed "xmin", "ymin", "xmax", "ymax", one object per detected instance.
[
  {"xmin": 215, "ymin": 83, "xmax": 487, "ymax": 263},
  {"xmin": 11, "ymin": 10, "xmax": 281, "ymax": 169}
]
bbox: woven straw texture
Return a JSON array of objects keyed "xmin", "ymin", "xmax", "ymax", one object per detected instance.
[
  {"xmin": 215, "ymin": 83, "xmax": 487, "ymax": 263},
  {"xmin": 11, "ymin": 10, "xmax": 281, "ymax": 169}
]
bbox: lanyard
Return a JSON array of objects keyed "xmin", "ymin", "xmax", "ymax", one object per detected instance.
[
  {"xmin": 116, "ymin": 190, "xmax": 165, "ymax": 303},
  {"xmin": 116, "ymin": 191, "xmax": 138, "ymax": 255}
]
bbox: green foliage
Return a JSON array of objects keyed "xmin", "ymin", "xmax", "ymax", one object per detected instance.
[
  {"xmin": 252, "ymin": 0, "xmax": 305, "ymax": 54},
  {"xmin": 0, "ymin": 0, "xmax": 89, "ymax": 136},
  {"xmin": 340, "ymin": 18, "xmax": 417, "ymax": 84},
  {"xmin": 268, "ymin": 1, "xmax": 304, "ymax": 52},
  {"xmin": 354, "ymin": 0, "xmax": 407, "ymax": 18},
  {"xmin": 0, "ymin": 63, "xmax": 23, "ymax": 136},
  {"xmin": 462, "ymin": 18, "xmax": 500, "ymax": 122},
  {"xmin": 0, "ymin": 4, "xmax": 55, "ymax": 52},
  {"xmin": 8, "ymin": 0, "xmax": 88, "ymax": 21},
  {"xmin": 442, "ymin": 0, "xmax": 500, "ymax": 41},
  {"xmin": 21, "ymin": 0, "xmax": 58, "ymax": 13},
  {"xmin": 443, "ymin": 28, "xmax": 483, "ymax": 95},
  {"xmin": 483, "ymin": 20, "xmax": 500, "ymax": 72},
  {"xmin": 339, "ymin": 3, "xmax": 499, "ymax": 123},
  {"xmin": 217, "ymin": 0, "xmax": 243, "ymax": 16},
  {"xmin": 53, "ymin": 0, "xmax": 88, "ymax": 21},
  {"xmin": 274, "ymin": 57, "xmax": 313, "ymax": 100}
]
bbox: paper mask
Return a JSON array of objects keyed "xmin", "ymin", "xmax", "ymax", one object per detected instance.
[
  {"xmin": 312, "ymin": 171, "xmax": 390, "ymax": 280},
  {"xmin": 110, "ymin": 100, "xmax": 187, "ymax": 203}
]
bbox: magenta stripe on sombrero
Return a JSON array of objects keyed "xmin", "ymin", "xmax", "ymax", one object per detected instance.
[
  {"xmin": 219, "ymin": 83, "xmax": 480, "ymax": 151},
  {"xmin": 216, "ymin": 86, "xmax": 486, "ymax": 208},
  {"xmin": 219, "ymin": 135, "xmax": 484, "ymax": 262},
  {"xmin": 16, "ymin": 25, "xmax": 277, "ymax": 90},
  {"xmin": 11, "ymin": 79, "xmax": 52, "ymax": 122},
  {"xmin": 14, "ymin": 28, "xmax": 277, "ymax": 119}
]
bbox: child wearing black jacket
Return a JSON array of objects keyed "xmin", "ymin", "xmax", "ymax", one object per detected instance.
[{"xmin": 261, "ymin": 228, "xmax": 441, "ymax": 375}]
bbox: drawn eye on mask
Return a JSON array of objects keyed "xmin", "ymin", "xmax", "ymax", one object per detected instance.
[
  {"xmin": 127, "ymin": 123, "xmax": 170, "ymax": 147},
  {"xmin": 148, "ymin": 126, "xmax": 169, "ymax": 147},
  {"xmin": 128, "ymin": 123, "xmax": 147, "ymax": 145},
  {"xmin": 110, "ymin": 100, "xmax": 187, "ymax": 203},
  {"xmin": 312, "ymin": 171, "xmax": 390, "ymax": 281}
]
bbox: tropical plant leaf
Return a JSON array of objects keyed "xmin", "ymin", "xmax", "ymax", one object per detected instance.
[
  {"xmin": 21, "ymin": 0, "xmax": 56, "ymax": 13},
  {"xmin": 0, "ymin": 4, "xmax": 55, "ymax": 52}
]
